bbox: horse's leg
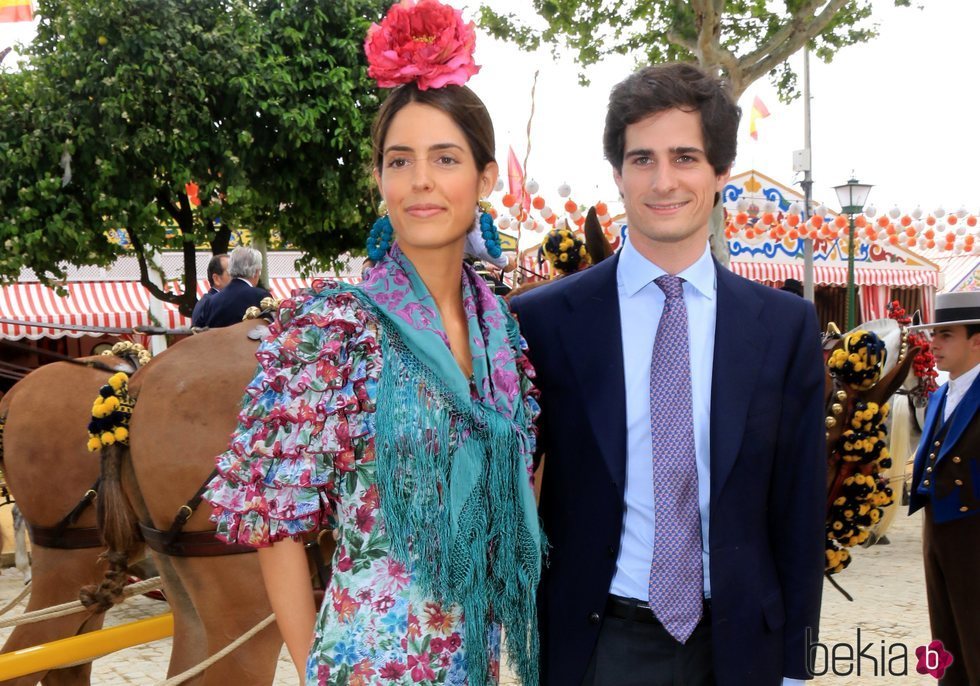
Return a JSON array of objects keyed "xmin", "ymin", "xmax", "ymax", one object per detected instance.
[
  {"xmin": 171, "ymin": 556, "xmax": 282, "ymax": 686},
  {"xmin": 1, "ymin": 546, "xmax": 107, "ymax": 686},
  {"xmin": 12, "ymin": 505, "xmax": 30, "ymax": 579}
]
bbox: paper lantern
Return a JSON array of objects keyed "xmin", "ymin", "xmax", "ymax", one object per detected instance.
[
  {"xmin": 926, "ymin": 216, "xmax": 936, "ymax": 226},
  {"xmin": 900, "ymin": 215, "xmax": 912, "ymax": 227},
  {"xmin": 735, "ymin": 212, "xmax": 749, "ymax": 225},
  {"xmin": 497, "ymin": 217, "xmax": 511, "ymax": 230},
  {"xmin": 810, "ymin": 216, "xmax": 824, "ymax": 228},
  {"xmin": 564, "ymin": 199, "xmax": 577, "ymax": 213},
  {"xmin": 494, "ymin": 178, "xmax": 505, "ymax": 192},
  {"xmin": 532, "ymin": 196, "xmax": 545, "ymax": 210},
  {"xmin": 834, "ymin": 215, "xmax": 848, "ymax": 229},
  {"xmin": 541, "ymin": 206, "xmax": 553, "ymax": 219},
  {"xmin": 864, "ymin": 206, "xmax": 877, "ymax": 218},
  {"xmin": 502, "ymin": 193, "xmax": 516, "ymax": 208},
  {"xmin": 525, "ymin": 179, "xmax": 540, "ymax": 195},
  {"xmin": 786, "ymin": 214, "xmax": 800, "ymax": 227},
  {"xmin": 926, "ymin": 240, "xmax": 935, "ymax": 249},
  {"xmin": 854, "ymin": 215, "xmax": 868, "ymax": 228},
  {"xmin": 877, "ymin": 216, "xmax": 890, "ymax": 228},
  {"xmin": 595, "ymin": 202, "xmax": 608, "ymax": 215},
  {"xmin": 888, "ymin": 207, "xmax": 901, "ymax": 219},
  {"xmin": 888, "ymin": 235, "xmax": 899, "ymax": 245},
  {"xmin": 967, "ymin": 215, "xmax": 977, "ymax": 227},
  {"xmin": 934, "ymin": 206, "xmax": 946, "ymax": 218},
  {"xmin": 557, "ymin": 183, "xmax": 571, "ymax": 198}
]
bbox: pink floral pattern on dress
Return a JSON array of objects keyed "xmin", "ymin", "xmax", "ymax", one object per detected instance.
[{"xmin": 204, "ymin": 281, "xmax": 538, "ymax": 684}]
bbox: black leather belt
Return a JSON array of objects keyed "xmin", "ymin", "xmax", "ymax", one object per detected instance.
[{"xmin": 606, "ymin": 594, "xmax": 711, "ymax": 624}]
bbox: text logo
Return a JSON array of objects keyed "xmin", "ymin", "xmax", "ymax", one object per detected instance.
[
  {"xmin": 915, "ymin": 640, "xmax": 954, "ymax": 680},
  {"xmin": 806, "ymin": 628, "xmax": 908, "ymax": 677}
]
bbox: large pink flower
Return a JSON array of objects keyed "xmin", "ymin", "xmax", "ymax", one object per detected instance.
[{"xmin": 365, "ymin": 0, "xmax": 480, "ymax": 90}]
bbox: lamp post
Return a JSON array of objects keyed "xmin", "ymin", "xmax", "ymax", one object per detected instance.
[{"xmin": 833, "ymin": 178, "xmax": 873, "ymax": 331}]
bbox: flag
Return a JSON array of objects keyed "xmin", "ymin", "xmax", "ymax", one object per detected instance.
[
  {"xmin": 749, "ymin": 95, "xmax": 770, "ymax": 140},
  {"xmin": 0, "ymin": 0, "xmax": 33, "ymax": 22},
  {"xmin": 507, "ymin": 146, "xmax": 531, "ymax": 213}
]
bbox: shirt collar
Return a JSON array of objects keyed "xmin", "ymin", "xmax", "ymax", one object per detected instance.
[
  {"xmin": 948, "ymin": 361, "xmax": 980, "ymax": 396},
  {"xmin": 618, "ymin": 237, "xmax": 716, "ymax": 299}
]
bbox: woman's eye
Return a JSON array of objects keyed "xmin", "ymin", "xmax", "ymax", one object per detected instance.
[
  {"xmin": 436, "ymin": 155, "xmax": 458, "ymax": 165},
  {"xmin": 386, "ymin": 157, "xmax": 409, "ymax": 168}
]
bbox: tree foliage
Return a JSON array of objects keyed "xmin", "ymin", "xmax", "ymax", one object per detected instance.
[
  {"xmin": 479, "ymin": 0, "xmax": 914, "ymax": 101},
  {"xmin": 0, "ymin": 0, "xmax": 386, "ymax": 315}
]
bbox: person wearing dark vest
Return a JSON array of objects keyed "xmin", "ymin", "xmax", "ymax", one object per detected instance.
[
  {"xmin": 198, "ymin": 246, "xmax": 271, "ymax": 329},
  {"xmin": 908, "ymin": 291, "xmax": 980, "ymax": 686},
  {"xmin": 190, "ymin": 253, "xmax": 230, "ymax": 328}
]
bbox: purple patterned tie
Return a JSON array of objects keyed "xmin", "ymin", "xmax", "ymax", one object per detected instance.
[{"xmin": 647, "ymin": 274, "xmax": 703, "ymax": 644}]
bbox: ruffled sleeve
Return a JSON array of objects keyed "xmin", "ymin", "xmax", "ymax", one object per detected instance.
[{"xmin": 204, "ymin": 281, "xmax": 381, "ymax": 547}]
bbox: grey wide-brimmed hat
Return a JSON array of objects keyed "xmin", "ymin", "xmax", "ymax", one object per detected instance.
[{"xmin": 908, "ymin": 291, "xmax": 980, "ymax": 330}]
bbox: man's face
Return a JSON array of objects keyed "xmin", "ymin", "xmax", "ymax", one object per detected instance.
[
  {"xmin": 214, "ymin": 256, "xmax": 232, "ymax": 290},
  {"xmin": 613, "ymin": 107, "xmax": 729, "ymax": 257},
  {"xmin": 929, "ymin": 325, "xmax": 980, "ymax": 378}
]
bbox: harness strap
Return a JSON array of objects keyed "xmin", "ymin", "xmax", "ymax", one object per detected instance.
[
  {"xmin": 28, "ymin": 524, "xmax": 103, "ymax": 549},
  {"xmin": 138, "ymin": 524, "xmax": 255, "ymax": 557},
  {"xmin": 25, "ymin": 477, "xmax": 104, "ymax": 550}
]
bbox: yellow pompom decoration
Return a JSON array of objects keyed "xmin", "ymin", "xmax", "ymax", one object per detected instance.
[
  {"xmin": 108, "ymin": 372, "xmax": 128, "ymax": 391},
  {"xmin": 101, "ymin": 431, "xmax": 116, "ymax": 445},
  {"xmin": 87, "ymin": 437, "xmax": 102, "ymax": 452},
  {"xmin": 114, "ymin": 426, "xmax": 129, "ymax": 442}
]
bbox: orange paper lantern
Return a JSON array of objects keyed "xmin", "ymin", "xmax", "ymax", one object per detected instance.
[
  {"xmin": 595, "ymin": 202, "xmax": 608, "ymax": 215},
  {"xmin": 532, "ymin": 196, "xmax": 545, "ymax": 210},
  {"xmin": 501, "ymin": 193, "xmax": 516, "ymax": 207},
  {"xmin": 834, "ymin": 215, "xmax": 848, "ymax": 229},
  {"xmin": 888, "ymin": 235, "xmax": 899, "ymax": 245},
  {"xmin": 564, "ymin": 200, "xmax": 577, "ymax": 213},
  {"xmin": 735, "ymin": 212, "xmax": 749, "ymax": 225}
]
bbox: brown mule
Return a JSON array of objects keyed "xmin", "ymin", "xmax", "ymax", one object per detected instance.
[
  {"xmin": 86, "ymin": 321, "xmax": 300, "ymax": 685},
  {"xmin": 0, "ymin": 356, "xmax": 135, "ymax": 686}
]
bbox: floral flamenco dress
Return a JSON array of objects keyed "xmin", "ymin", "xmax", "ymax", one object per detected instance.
[{"xmin": 203, "ymin": 245, "xmax": 543, "ymax": 686}]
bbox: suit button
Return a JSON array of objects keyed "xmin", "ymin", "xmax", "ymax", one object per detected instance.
[
  {"xmin": 955, "ymin": 479, "xmax": 964, "ymax": 486},
  {"xmin": 960, "ymin": 506, "xmax": 969, "ymax": 512},
  {"xmin": 926, "ymin": 467, "xmax": 933, "ymax": 473},
  {"xmin": 929, "ymin": 453, "xmax": 936, "ymax": 460},
  {"xmin": 935, "ymin": 441, "xmax": 942, "ymax": 447},
  {"xmin": 924, "ymin": 480, "xmax": 931, "ymax": 486},
  {"xmin": 952, "ymin": 456, "xmax": 962, "ymax": 463},
  {"xmin": 588, "ymin": 612, "xmax": 601, "ymax": 625}
]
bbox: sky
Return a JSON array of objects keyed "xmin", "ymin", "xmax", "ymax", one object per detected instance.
[{"xmin": 3, "ymin": 1, "xmax": 978, "ymax": 217}]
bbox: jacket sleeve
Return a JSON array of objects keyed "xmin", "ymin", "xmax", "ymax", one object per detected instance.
[{"xmin": 769, "ymin": 301, "xmax": 826, "ymax": 678}]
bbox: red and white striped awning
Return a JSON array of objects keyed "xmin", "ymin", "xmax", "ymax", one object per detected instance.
[
  {"xmin": 0, "ymin": 277, "xmax": 357, "ymax": 340},
  {"xmin": 729, "ymin": 261, "xmax": 939, "ymax": 288}
]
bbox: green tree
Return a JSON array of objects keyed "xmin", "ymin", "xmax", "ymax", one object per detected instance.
[
  {"xmin": 479, "ymin": 0, "xmax": 914, "ymax": 101},
  {"xmin": 0, "ymin": 0, "xmax": 385, "ymax": 316}
]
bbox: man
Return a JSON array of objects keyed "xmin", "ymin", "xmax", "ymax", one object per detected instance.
[
  {"xmin": 190, "ymin": 253, "xmax": 230, "ymax": 328},
  {"xmin": 512, "ymin": 63, "xmax": 825, "ymax": 686},
  {"xmin": 199, "ymin": 246, "xmax": 271, "ymax": 328},
  {"xmin": 908, "ymin": 292, "xmax": 980, "ymax": 686}
]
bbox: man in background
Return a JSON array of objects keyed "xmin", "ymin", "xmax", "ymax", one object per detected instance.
[
  {"xmin": 190, "ymin": 253, "xmax": 230, "ymax": 328},
  {"xmin": 199, "ymin": 247, "xmax": 271, "ymax": 328}
]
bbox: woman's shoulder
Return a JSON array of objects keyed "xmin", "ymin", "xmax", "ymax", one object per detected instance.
[{"xmin": 272, "ymin": 279, "xmax": 379, "ymax": 337}]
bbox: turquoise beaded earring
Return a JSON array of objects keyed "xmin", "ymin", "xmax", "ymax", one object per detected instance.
[
  {"xmin": 366, "ymin": 200, "xmax": 393, "ymax": 261},
  {"xmin": 477, "ymin": 199, "xmax": 502, "ymax": 259}
]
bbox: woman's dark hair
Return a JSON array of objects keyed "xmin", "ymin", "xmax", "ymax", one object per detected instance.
[
  {"xmin": 603, "ymin": 62, "xmax": 741, "ymax": 175},
  {"xmin": 372, "ymin": 83, "xmax": 495, "ymax": 172}
]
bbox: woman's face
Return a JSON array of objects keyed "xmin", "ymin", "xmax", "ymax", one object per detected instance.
[{"xmin": 375, "ymin": 102, "xmax": 497, "ymax": 255}]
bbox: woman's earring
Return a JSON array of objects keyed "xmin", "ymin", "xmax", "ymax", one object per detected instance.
[
  {"xmin": 476, "ymin": 199, "xmax": 502, "ymax": 259},
  {"xmin": 366, "ymin": 200, "xmax": 393, "ymax": 261}
]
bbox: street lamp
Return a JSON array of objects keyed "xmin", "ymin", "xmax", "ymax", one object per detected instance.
[{"xmin": 833, "ymin": 177, "xmax": 873, "ymax": 331}]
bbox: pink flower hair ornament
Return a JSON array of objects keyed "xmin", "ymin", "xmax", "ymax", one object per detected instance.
[{"xmin": 365, "ymin": 0, "xmax": 480, "ymax": 90}]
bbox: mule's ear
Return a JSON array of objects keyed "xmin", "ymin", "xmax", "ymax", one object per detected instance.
[
  {"xmin": 863, "ymin": 345, "xmax": 922, "ymax": 408},
  {"xmin": 583, "ymin": 206, "xmax": 613, "ymax": 264}
]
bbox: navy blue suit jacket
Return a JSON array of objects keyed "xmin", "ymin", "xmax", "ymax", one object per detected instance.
[
  {"xmin": 190, "ymin": 287, "xmax": 218, "ymax": 328},
  {"xmin": 511, "ymin": 254, "xmax": 826, "ymax": 686},
  {"xmin": 909, "ymin": 374, "xmax": 980, "ymax": 523},
  {"xmin": 199, "ymin": 279, "xmax": 271, "ymax": 329}
]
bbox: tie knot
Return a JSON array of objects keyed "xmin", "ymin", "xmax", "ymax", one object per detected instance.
[{"xmin": 654, "ymin": 274, "xmax": 685, "ymax": 300}]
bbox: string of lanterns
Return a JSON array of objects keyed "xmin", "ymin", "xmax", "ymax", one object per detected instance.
[
  {"xmin": 490, "ymin": 178, "xmax": 617, "ymax": 237},
  {"xmin": 726, "ymin": 201, "xmax": 979, "ymax": 254}
]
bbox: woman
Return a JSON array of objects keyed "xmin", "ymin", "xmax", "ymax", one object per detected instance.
[{"xmin": 203, "ymin": 2, "xmax": 542, "ymax": 685}]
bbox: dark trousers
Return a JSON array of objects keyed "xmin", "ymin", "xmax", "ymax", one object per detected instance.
[
  {"xmin": 923, "ymin": 507, "xmax": 980, "ymax": 686},
  {"xmin": 582, "ymin": 596, "xmax": 715, "ymax": 686}
]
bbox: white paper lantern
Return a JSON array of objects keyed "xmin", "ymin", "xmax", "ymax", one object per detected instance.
[
  {"xmin": 541, "ymin": 206, "xmax": 553, "ymax": 219},
  {"xmin": 864, "ymin": 205, "xmax": 877, "ymax": 218},
  {"xmin": 494, "ymin": 178, "xmax": 505, "ymax": 192},
  {"xmin": 509, "ymin": 204, "xmax": 521, "ymax": 217},
  {"xmin": 736, "ymin": 198, "xmax": 750, "ymax": 212},
  {"xmin": 888, "ymin": 206, "xmax": 901, "ymax": 219},
  {"xmin": 934, "ymin": 207, "xmax": 946, "ymax": 218},
  {"xmin": 557, "ymin": 183, "xmax": 572, "ymax": 198},
  {"xmin": 497, "ymin": 217, "xmax": 511, "ymax": 230},
  {"xmin": 911, "ymin": 206, "xmax": 923, "ymax": 220},
  {"xmin": 814, "ymin": 204, "xmax": 827, "ymax": 216},
  {"xmin": 957, "ymin": 225, "xmax": 967, "ymax": 236},
  {"xmin": 525, "ymin": 179, "xmax": 540, "ymax": 195},
  {"xmin": 598, "ymin": 214, "xmax": 611, "ymax": 224},
  {"xmin": 957, "ymin": 206, "xmax": 968, "ymax": 218}
]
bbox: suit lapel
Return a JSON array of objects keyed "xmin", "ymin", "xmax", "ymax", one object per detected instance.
[
  {"xmin": 710, "ymin": 265, "xmax": 765, "ymax": 500},
  {"xmin": 559, "ymin": 256, "xmax": 628, "ymax": 489}
]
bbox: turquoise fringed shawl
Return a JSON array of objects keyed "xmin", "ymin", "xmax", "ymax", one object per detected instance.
[{"xmin": 351, "ymin": 245, "xmax": 542, "ymax": 686}]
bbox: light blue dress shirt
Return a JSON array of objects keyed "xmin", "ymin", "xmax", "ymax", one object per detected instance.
[{"xmin": 610, "ymin": 237, "xmax": 716, "ymax": 601}]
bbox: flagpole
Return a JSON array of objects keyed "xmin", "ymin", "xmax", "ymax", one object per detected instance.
[{"xmin": 801, "ymin": 48, "xmax": 815, "ymax": 302}]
